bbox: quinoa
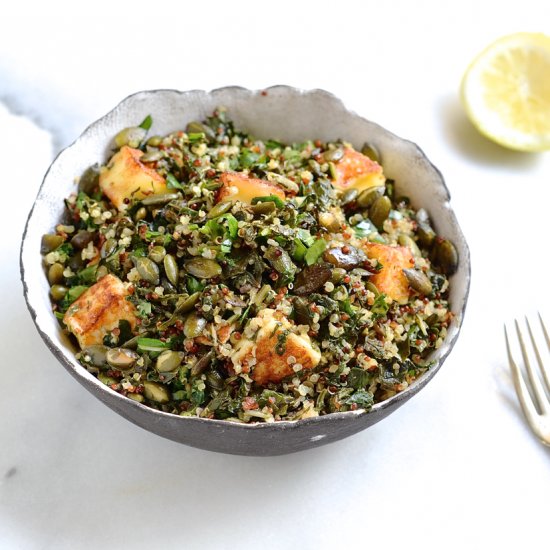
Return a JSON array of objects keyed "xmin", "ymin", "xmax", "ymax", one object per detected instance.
[{"xmin": 41, "ymin": 108, "xmax": 457, "ymax": 423}]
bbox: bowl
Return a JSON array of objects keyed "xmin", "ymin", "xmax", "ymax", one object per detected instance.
[{"xmin": 21, "ymin": 86, "xmax": 471, "ymax": 456}]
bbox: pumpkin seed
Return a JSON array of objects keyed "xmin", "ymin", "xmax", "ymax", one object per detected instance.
[
  {"xmin": 184, "ymin": 258, "xmax": 222, "ymax": 279},
  {"xmin": 341, "ymin": 188, "xmax": 359, "ymax": 205},
  {"xmin": 191, "ymin": 351, "xmax": 214, "ymax": 376},
  {"xmin": 434, "ymin": 239, "xmax": 458, "ymax": 275},
  {"xmin": 148, "ymin": 245, "xmax": 166, "ymax": 263},
  {"xmin": 369, "ymin": 195, "xmax": 392, "ymax": 229},
  {"xmin": 251, "ymin": 201, "xmax": 276, "ymax": 215},
  {"xmin": 398, "ymin": 234, "xmax": 422, "ymax": 258},
  {"xmin": 114, "ymin": 126, "xmax": 147, "ymax": 148},
  {"xmin": 50, "ymin": 284, "xmax": 68, "ymax": 301},
  {"xmin": 184, "ymin": 312, "xmax": 207, "ymax": 338},
  {"xmin": 106, "ymin": 348, "xmax": 139, "ymax": 371},
  {"xmin": 96, "ymin": 265, "xmax": 109, "ymax": 280},
  {"xmin": 71, "ymin": 230, "xmax": 94, "ymax": 250},
  {"xmin": 48, "ymin": 263, "xmax": 64, "ymax": 285},
  {"xmin": 101, "ymin": 238, "xmax": 117, "ymax": 259},
  {"xmin": 361, "ymin": 142, "xmax": 380, "ymax": 163},
  {"xmin": 134, "ymin": 256, "xmax": 160, "ymax": 285},
  {"xmin": 78, "ymin": 164, "xmax": 100, "ymax": 194},
  {"xmin": 134, "ymin": 207, "xmax": 147, "ymax": 222},
  {"xmin": 185, "ymin": 121, "xmax": 216, "ymax": 142},
  {"xmin": 41, "ymin": 234, "xmax": 64, "ymax": 254},
  {"xmin": 207, "ymin": 201, "xmax": 232, "ymax": 219},
  {"xmin": 156, "ymin": 350, "xmax": 182, "ymax": 373},
  {"xmin": 141, "ymin": 193, "xmax": 180, "ymax": 206},
  {"xmin": 417, "ymin": 221, "xmax": 436, "ymax": 249},
  {"xmin": 324, "ymin": 147, "xmax": 344, "ymax": 162},
  {"xmin": 357, "ymin": 186, "xmax": 384, "ymax": 208},
  {"xmin": 175, "ymin": 292, "xmax": 201, "ymax": 314},
  {"xmin": 403, "ymin": 268, "xmax": 433, "ymax": 295},
  {"xmin": 143, "ymin": 381, "xmax": 170, "ymax": 403},
  {"xmin": 163, "ymin": 254, "xmax": 179, "ymax": 286}
]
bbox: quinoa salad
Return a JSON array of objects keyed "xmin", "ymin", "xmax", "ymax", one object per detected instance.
[{"xmin": 41, "ymin": 109, "xmax": 458, "ymax": 423}]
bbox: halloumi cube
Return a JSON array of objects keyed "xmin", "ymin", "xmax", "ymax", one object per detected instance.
[
  {"xmin": 231, "ymin": 309, "xmax": 320, "ymax": 385},
  {"xmin": 331, "ymin": 147, "xmax": 385, "ymax": 193},
  {"xmin": 99, "ymin": 146, "xmax": 167, "ymax": 210},
  {"xmin": 63, "ymin": 274, "xmax": 138, "ymax": 348},
  {"xmin": 363, "ymin": 242, "xmax": 414, "ymax": 304},
  {"xmin": 217, "ymin": 171, "xmax": 285, "ymax": 204}
]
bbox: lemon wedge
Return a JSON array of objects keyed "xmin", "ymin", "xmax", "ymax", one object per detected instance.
[{"xmin": 461, "ymin": 32, "xmax": 550, "ymax": 151}]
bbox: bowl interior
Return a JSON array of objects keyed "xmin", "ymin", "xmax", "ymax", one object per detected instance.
[{"xmin": 21, "ymin": 87, "xmax": 470, "ymax": 455}]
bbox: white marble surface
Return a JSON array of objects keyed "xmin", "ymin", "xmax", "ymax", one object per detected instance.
[{"xmin": 2, "ymin": 2, "xmax": 550, "ymax": 549}]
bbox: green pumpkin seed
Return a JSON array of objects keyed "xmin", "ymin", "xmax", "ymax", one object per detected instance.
[
  {"xmin": 141, "ymin": 193, "xmax": 180, "ymax": 206},
  {"xmin": 175, "ymin": 292, "xmax": 201, "ymax": 314},
  {"xmin": 114, "ymin": 126, "xmax": 147, "ymax": 148},
  {"xmin": 331, "ymin": 267, "xmax": 347, "ymax": 283},
  {"xmin": 163, "ymin": 254, "xmax": 179, "ymax": 286},
  {"xmin": 148, "ymin": 245, "xmax": 166, "ymax": 263},
  {"xmin": 369, "ymin": 195, "xmax": 392, "ymax": 229},
  {"xmin": 191, "ymin": 351, "xmax": 214, "ymax": 376},
  {"xmin": 106, "ymin": 348, "xmax": 139, "ymax": 371},
  {"xmin": 398, "ymin": 234, "xmax": 422, "ymax": 258},
  {"xmin": 41, "ymin": 234, "xmax": 64, "ymax": 254},
  {"xmin": 434, "ymin": 239, "xmax": 458, "ymax": 275},
  {"xmin": 403, "ymin": 268, "xmax": 433, "ymax": 295},
  {"xmin": 251, "ymin": 201, "xmax": 276, "ymax": 215},
  {"xmin": 184, "ymin": 312, "xmax": 207, "ymax": 338},
  {"xmin": 71, "ymin": 230, "xmax": 94, "ymax": 250},
  {"xmin": 184, "ymin": 258, "xmax": 222, "ymax": 279},
  {"xmin": 50, "ymin": 284, "xmax": 68, "ymax": 302},
  {"xmin": 134, "ymin": 256, "xmax": 160, "ymax": 285},
  {"xmin": 134, "ymin": 207, "xmax": 147, "ymax": 222},
  {"xmin": 341, "ymin": 188, "xmax": 359, "ymax": 205},
  {"xmin": 366, "ymin": 281, "xmax": 379, "ymax": 296},
  {"xmin": 324, "ymin": 147, "xmax": 344, "ymax": 162},
  {"xmin": 417, "ymin": 221, "xmax": 436, "ymax": 249},
  {"xmin": 48, "ymin": 263, "xmax": 65, "ymax": 285},
  {"xmin": 318, "ymin": 212, "xmax": 341, "ymax": 232},
  {"xmin": 206, "ymin": 370, "xmax": 225, "ymax": 390},
  {"xmin": 357, "ymin": 186, "xmax": 384, "ymax": 209},
  {"xmin": 140, "ymin": 148, "xmax": 163, "ymax": 162},
  {"xmin": 68, "ymin": 254, "xmax": 84, "ymax": 272},
  {"xmin": 143, "ymin": 381, "xmax": 170, "ymax": 404},
  {"xmin": 101, "ymin": 238, "xmax": 118, "ymax": 259},
  {"xmin": 82, "ymin": 345, "xmax": 109, "ymax": 367},
  {"xmin": 207, "ymin": 201, "xmax": 232, "ymax": 219},
  {"xmin": 185, "ymin": 121, "xmax": 216, "ymax": 142},
  {"xmin": 156, "ymin": 350, "xmax": 182, "ymax": 373},
  {"xmin": 146, "ymin": 135, "xmax": 162, "ymax": 147},
  {"xmin": 361, "ymin": 143, "xmax": 380, "ymax": 163},
  {"xmin": 78, "ymin": 164, "xmax": 100, "ymax": 194}
]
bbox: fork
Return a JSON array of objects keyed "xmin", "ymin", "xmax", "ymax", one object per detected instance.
[{"xmin": 504, "ymin": 314, "xmax": 550, "ymax": 446}]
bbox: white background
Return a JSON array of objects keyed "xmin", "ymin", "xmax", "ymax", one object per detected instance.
[{"xmin": 1, "ymin": 1, "xmax": 550, "ymax": 549}]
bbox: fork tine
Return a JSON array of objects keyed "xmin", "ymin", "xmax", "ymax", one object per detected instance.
[
  {"xmin": 505, "ymin": 325, "xmax": 541, "ymax": 425},
  {"xmin": 516, "ymin": 319, "xmax": 549, "ymax": 414},
  {"xmin": 536, "ymin": 313, "xmax": 550, "ymax": 390}
]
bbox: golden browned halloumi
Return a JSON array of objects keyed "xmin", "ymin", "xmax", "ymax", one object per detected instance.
[
  {"xmin": 99, "ymin": 146, "xmax": 167, "ymax": 210},
  {"xmin": 63, "ymin": 274, "xmax": 138, "ymax": 348},
  {"xmin": 331, "ymin": 147, "xmax": 385, "ymax": 193},
  {"xmin": 217, "ymin": 171, "xmax": 286, "ymax": 204},
  {"xmin": 231, "ymin": 309, "xmax": 320, "ymax": 385},
  {"xmin": 363, "ymin": 242, "xmax": 414, "ymax": 304}
]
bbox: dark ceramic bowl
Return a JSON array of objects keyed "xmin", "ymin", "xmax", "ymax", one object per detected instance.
[{"xmin": 21, "ymin": 87, "xmax": 470, "ymax": 456}]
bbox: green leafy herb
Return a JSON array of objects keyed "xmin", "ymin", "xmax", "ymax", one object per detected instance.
[
  {"xmin": 166, "ymin": 173, "xmax": 184, "ymax": 190},
  {"xmin": 136, "ymin": 300, "xmax": 152, "ymax": 318},
  {"xmin": 305, "ymin": 238, "xmax": 327, "ymax": 266},
  {"xmin": 137, "ymin": 338, "xmax": 170, "ymax": 353},
  {"xmin": 139, "ymin": 115, "xmax": 153, "ymax": 131},
  {"xmin": 188, "ymin": 132, "xmax": 205, "ymax": 143}
]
